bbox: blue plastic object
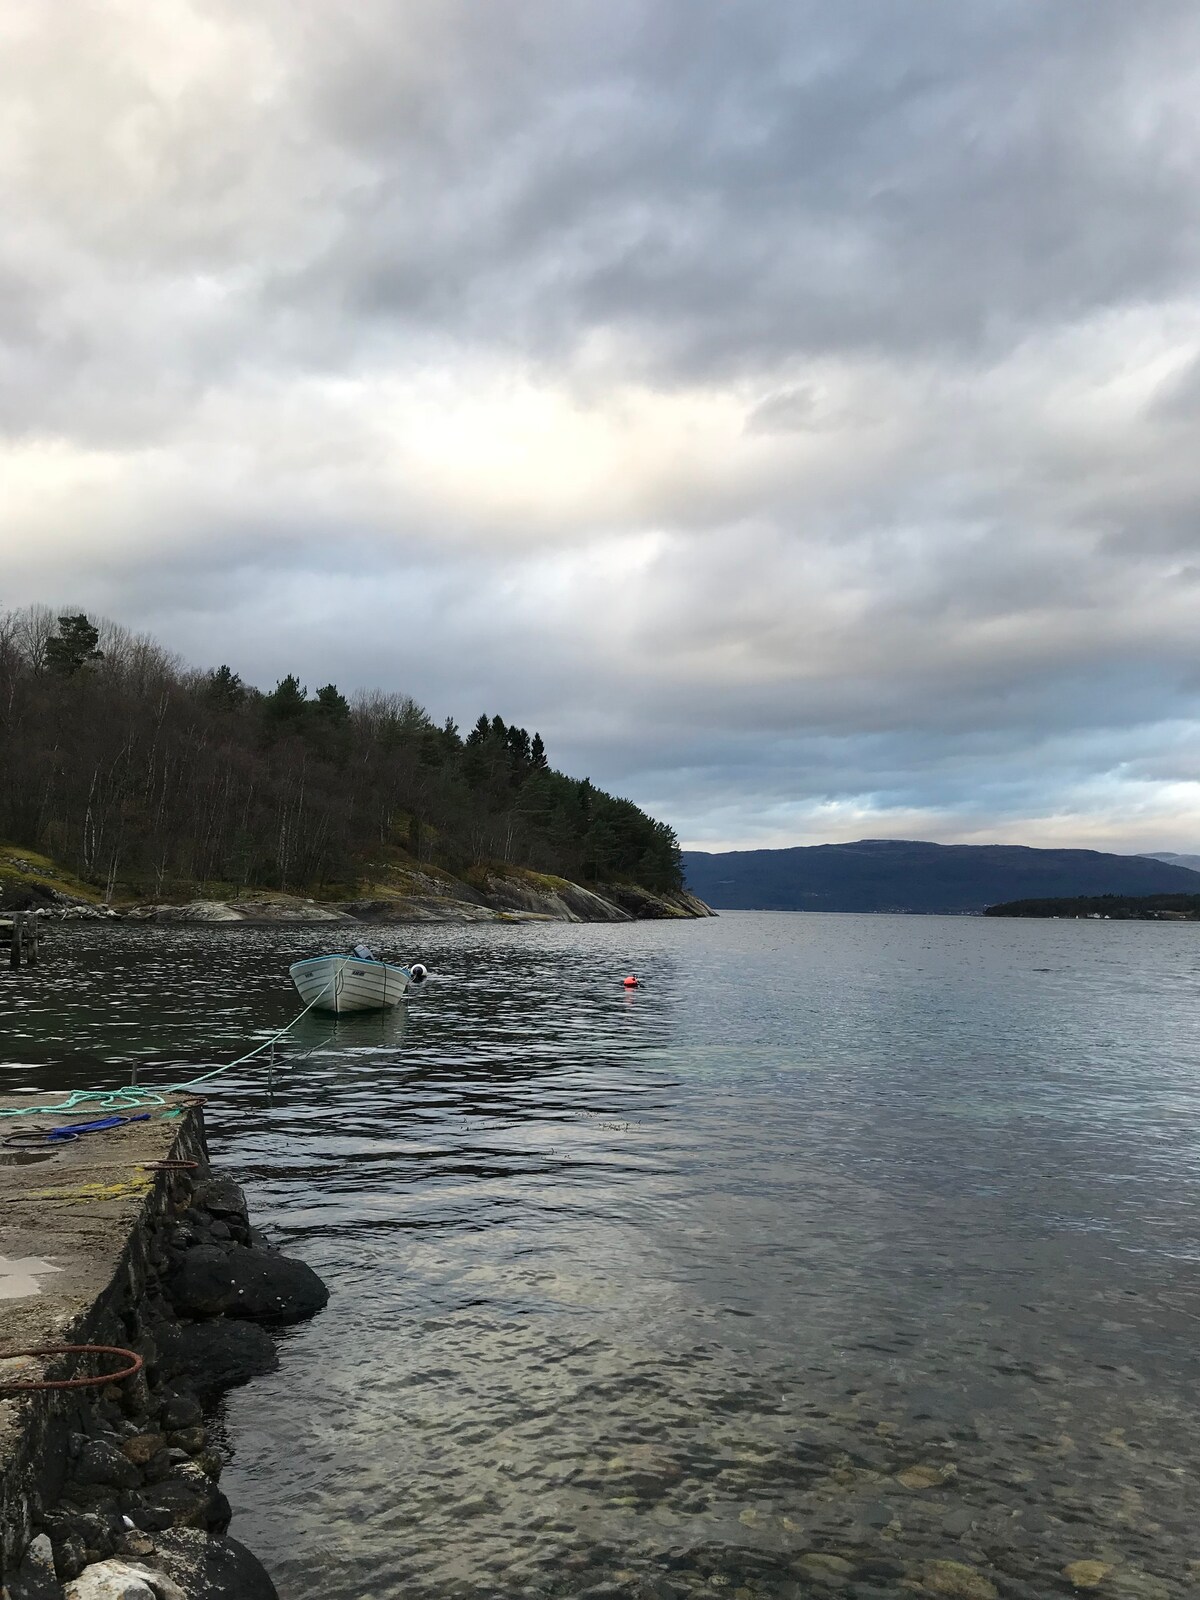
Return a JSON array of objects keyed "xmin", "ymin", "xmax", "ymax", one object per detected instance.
[{"xmin": 45, "ymin": 1113, "xmax": 153, "ymax": 1142}]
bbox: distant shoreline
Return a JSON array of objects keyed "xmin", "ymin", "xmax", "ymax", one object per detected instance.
[{"xmin": 985, "ymin": 892, "xmax": 1200, "ymax": 920}]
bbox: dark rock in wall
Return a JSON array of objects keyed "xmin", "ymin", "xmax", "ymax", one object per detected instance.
[
  {"xmin": 72, "ymin": 1440, "xmax": 141, "ymax": 1492},
  {"xmin": 156, "ymin": 1319, "xmax": 280, "ymax": 1393},
  {"xmin": 167, "ymin": 1245, "xmax": 238, "ymax": 1316},
  {"xmin": 157, "ymin": 1393, "xmax": 203, "ymax": 1431},
  {"xmin": 140, "ymin": 1472, "xmax": 232, "ymax": 1533},
  {"xmin": 191, "ymin": 1175, "xmax": 249, "ymax": 1224},
  {"xmin": 169, "ymin": 1243, "xmax": 330, "ymax": 1324},
  {"xmin": 5, "ymin": 1533, "xmax": 59, "ymax": 1600}
]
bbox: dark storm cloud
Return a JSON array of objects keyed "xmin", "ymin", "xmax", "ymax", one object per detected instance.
[
  {"xmin": 266, "ymin": 2, "xmax": 1200, "ymax": 374},
  {"xmin": 4, "ymin": 0, "xmax": 1200, "ymax": 850}
]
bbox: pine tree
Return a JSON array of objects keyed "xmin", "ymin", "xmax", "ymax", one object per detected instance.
[
  {"xmin": 265, "ymin": 674, "xmax": 307, "ymax": 721},
  {"xmin": 45, "ymin": 614, "xmax": 103, "ymax": 676},
  {"xmin": 206, "ymin": 665, "xmax": 246, "ymax": 710},
  {"xmin": 314, "ymin": 683, "xmax": 350, "ymax": 722}
]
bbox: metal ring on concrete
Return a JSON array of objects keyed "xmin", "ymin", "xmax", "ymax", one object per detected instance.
[
  {"xmin": 2, "ymin": 1129, "xmax": 53, "ymax": 1149},
  {"xmin": 0, "ymin": 1344, "xmax": 144, "ymax": 1394}
]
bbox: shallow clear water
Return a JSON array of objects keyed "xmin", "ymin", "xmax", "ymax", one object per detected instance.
[{"xmin": 4, "ymin": 913, "xmax": 1200, "ymax": 1600}]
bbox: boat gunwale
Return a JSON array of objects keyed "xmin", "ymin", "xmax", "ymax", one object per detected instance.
[{"xmin": 289, "ymin": 955, "xmax": 411, "ymax": 974}]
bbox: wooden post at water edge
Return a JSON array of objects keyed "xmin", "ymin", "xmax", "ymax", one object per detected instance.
[{"xmin": 3, "ymin": 911, "xmax": 40, "ymax": 969}]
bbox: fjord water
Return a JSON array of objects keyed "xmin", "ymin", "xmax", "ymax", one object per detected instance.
[{"xmin": 5, "ymin": 913, "xmax": 1200, "ymax": 1600}]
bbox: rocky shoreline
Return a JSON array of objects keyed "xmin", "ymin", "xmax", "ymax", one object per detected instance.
[
  {"xmin": 124, "ymin": 882, "xmax": 714, "ymax": 926},
  {"xmin": 2, "ymin": 1141, "xmax": 328, "ymax": 1600},
  {"xmin": 17, "ymin": 887, "xmax": 713, "ymax": 928},
  {"xmin": 1, "ymin": 851, "xmax": 712, "ymax": 927}
]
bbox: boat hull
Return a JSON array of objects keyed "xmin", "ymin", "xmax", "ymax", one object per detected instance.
[{"xmin": 289, "ymin": 955, "xmax": 411, "ymax": 1014}]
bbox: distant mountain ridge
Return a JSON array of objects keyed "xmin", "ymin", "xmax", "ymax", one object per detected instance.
[
  {"xmin": 682, "ymin": 839, "xmax": 1200, "ymax": 915},
  {"xmin": 1144, "ymin": 852, "xmax": 1200, "ymax": 874}
]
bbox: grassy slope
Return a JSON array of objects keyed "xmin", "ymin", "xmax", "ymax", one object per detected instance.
[
  {"xmin": 0, "ymin": 842, "xmax": 105, "ymax": 905},
  {"xmin": 0, "ymin": 842, "xmax": 699, "ymax": 918},
  {"xmin": 0, "ymin": 843, "xmax": 591, "ymax": 909}
]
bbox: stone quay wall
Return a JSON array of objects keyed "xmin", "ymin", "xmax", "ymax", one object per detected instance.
[{"xmin": 0, "ymin": 1102, "xmax": 329, "ymax": 1600}]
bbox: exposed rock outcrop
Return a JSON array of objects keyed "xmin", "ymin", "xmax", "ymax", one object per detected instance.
[
  {"xmin": 123, "ymin": 904, "xmax": 241, "ymax": 925},
  {"xmin": 0, "ymin": 847, "xmax": 107, "ymax": 916},
  {"xmin": 595, "ymin": 884, "xmax": 716, "ymax": 919},
  {"xmin": 125, "ymin": 898, "xmax": 350, "ymax": 924},
  {"xmin": 340, "ymin": 895, "xmax": 505, "ymax": 924},
  {"xmin": 338, "ymin": 869, "xmax": 714, "ymax": 924},
  {"xmin": 468, "ymin": 870, "xmax": 633, "ymax": 922}
]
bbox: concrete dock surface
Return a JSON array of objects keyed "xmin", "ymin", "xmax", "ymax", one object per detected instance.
[
  {"xmin": 0, "ymin": 1089, "xmax": 323, "ymax": 1595},
  {"xmin": 0, "ymin": 1093, "xmax": 194, "ymax": 1440}
]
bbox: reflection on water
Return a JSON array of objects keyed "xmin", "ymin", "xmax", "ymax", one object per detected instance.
[{"xmin": 5, "ymin": 914, "xmax": 1200, "ymax": 1599}]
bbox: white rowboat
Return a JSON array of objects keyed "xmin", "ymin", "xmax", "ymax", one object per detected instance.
[{"xmin": 289, "ymin": 954, "xmax": 420, "ymax": 1014}]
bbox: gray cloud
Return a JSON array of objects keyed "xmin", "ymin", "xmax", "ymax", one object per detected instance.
[{"xmin": 3, "ymin": 1, "xmax": 1200, "ymax": 851}]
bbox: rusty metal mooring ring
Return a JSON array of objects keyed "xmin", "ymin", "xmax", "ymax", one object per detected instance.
[
  {"xmin": 2, "ymin": 1128, "xmax": 54, "ymax": 1149},
  {"xmin": 0, "ymin": 1344, "xmax": 144, "ymax": 1394}
]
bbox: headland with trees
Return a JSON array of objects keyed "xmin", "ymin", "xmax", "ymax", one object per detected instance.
[{"xmin": 0, "ymin": 607, "xmax": 702, "ymax": 920}]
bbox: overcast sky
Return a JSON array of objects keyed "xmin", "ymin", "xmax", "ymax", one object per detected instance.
[{"xmin": 4, "ymin": 1, "xmax": 1200, "ymax": 852}]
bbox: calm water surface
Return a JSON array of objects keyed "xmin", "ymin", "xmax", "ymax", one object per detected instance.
[{"xmin": 4, "ymin": 913, "xmax": 1200, "ymax": 1600}]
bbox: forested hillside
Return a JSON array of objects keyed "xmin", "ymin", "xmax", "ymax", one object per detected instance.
[{"xmin": 0, "ymin": 607, "xmax": 682, "ymax": 902}]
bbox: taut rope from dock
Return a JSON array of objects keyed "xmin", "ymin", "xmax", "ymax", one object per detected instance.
[{"xmin": 0, "ymin": 978, "xmax": 334, "ymax": 1121}]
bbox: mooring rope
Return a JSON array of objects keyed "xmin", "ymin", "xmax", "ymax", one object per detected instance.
[
  {"xmin": 165, "ymin": 976, "xmax": 336, "ymax": 1090},
  {"xmin": 0, "ymin": 977, "xmax": 335, "ymax": 1120},
  {"xmin": 0, "ymin": 979, "xmax": 345, "ymax": 1396},
  {"xmin": 0, "ymin": 1344, "xmax": 143, "ymax": 1394}
]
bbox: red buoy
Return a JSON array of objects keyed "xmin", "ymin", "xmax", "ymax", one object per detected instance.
[{"xmin": 623, "ymin": 975, "xmax": 639, "ymax": 988}]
